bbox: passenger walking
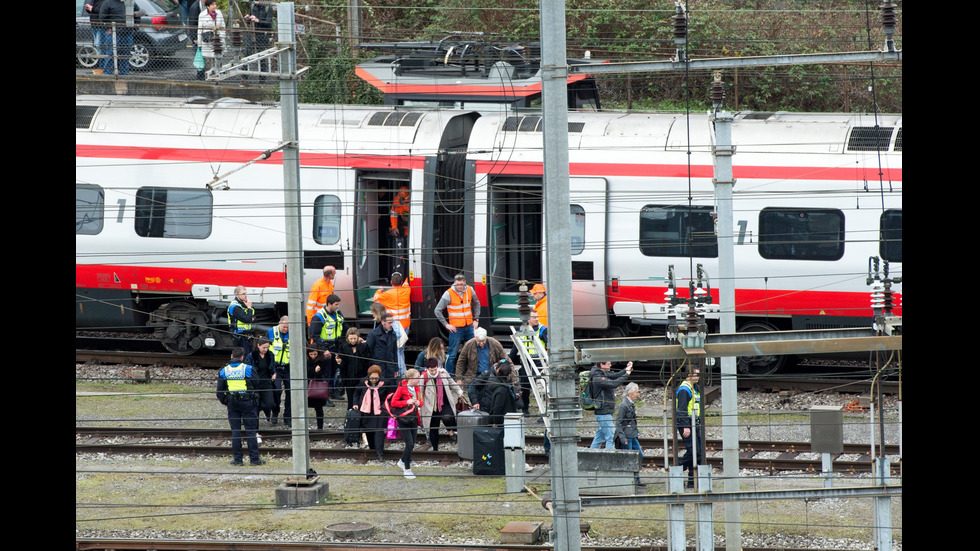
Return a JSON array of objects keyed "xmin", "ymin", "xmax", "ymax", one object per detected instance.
[
  {"xmin": 216, "ymin": 347, "xmax": 265, "ymax": 466},
  {"xmin": 387, "ymin": 368, "xmax": 423, "ymax": 479},
  {"xmin": 227, "ymin": 285, "xmax": 256, "ymax": 352},
  {"xmin": 419, "ymin": 358, "xmax": 464, "ymax": 451},
  {"xmin": 588, "ymin": 360, "xmax": 633, "ymax": 450},
  {"xmin": 353, "ymin": 365, "xmax": 392, "ymax": 457},
  {"xmin": 267, "ymin": 316, "xmax": 290, "ymax": 426},
  {"xmin": 454, "ymin": 328, "xmax": 513, "ymax": 390},
  {"xmin": 335, "ymin": 327, "xmax": 371, "ymax": 411},
  {"xmin": 485, "ymin": 363, "xmax": 518, "ymax": 426},
  {"xmin": 366, "ymin": 309, "xmax": 399, "ymax": 382},
  {"xmin": 414, "ymin": 337, "xmax": 447, "ymax": 372},
  {"xmin": 675, "ymin": 367, "xmax": 703, "ymax": 488},
  {"xmin": 434, "ymin": 274, "xmax": 480, "ymax": 376},
  {"xmin": 307, "ymin": 349, "xmax": 335, "ymax": 431},
  {"xmin": 245, "ymin": 337, "xmax": 277, "ymax": 423},
  {"xmin": 617, "ymin": 382, "xmax": 645, "ymax": 486}
]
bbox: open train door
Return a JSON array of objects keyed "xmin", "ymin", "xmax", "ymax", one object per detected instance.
[{"xmin": 567, "ymin": 178, "xmax": 608, "ymax": 331}]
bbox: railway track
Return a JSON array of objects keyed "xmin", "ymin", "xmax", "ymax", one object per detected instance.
[
  {"xmin": 76, "ymin": 426, "xmax": 901, "ymax": 474},
  {"xmin": 74, "ymin": 538, "xmax": 872, "ymax": 551}
]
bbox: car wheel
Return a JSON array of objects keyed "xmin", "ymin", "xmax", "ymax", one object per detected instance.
[
  {"xmin": 129, "ymin": 41, "xmax": 151, "ymax": 69},
  {"xmin": 77, "ymin": 45, "xmax": 99, "ymax": 68}
]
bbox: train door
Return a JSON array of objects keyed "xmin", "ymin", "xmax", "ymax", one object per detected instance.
[
  {"xmin": 486, "ymin": 177, "xmax": 543, "ymax": 324},
  {"xmin": 353, "ymin": 170, "xmax": 412, "ymax": 316},
  {"xmin": 568, "ymin": 178, "xmax": 608, "ymax": 330}
]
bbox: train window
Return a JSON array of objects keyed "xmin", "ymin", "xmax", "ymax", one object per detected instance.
[
  {"xmin": 639, "ymin": 205, "xmax": 718, "ymax": 258},
  {"xmin": 879, "ymin": 210, "xmax": 902, "ymax": 263},
  {"xmin": 570, "ymin": 205, "xmax": 585, "ymax": 255},
  {"xmin": 134, "ymin": 188, "xmax": 212, "ymax": 239},
  {"xmin": 313, "ymin": 195, "xmax": 342, "ymax": 245},
  {"xmin": 76, "ymin": 184, "xmax": 104, "ymax": 235},
  {"xmin": 758, "ymin": 208, "xmax": 844, "ymax": 261}
]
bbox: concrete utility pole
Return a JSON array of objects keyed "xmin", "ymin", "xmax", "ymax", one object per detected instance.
[
  {"xmin": 278, "ymin": 2, "xmax": 311, "ymax": 477},
  {"xmin": 538, "ymin": 1, "xmax": 582, "ymax": 550},
  {"xmin": 709, "ymin": 72, "xmax": 741, "ymax": 551}
]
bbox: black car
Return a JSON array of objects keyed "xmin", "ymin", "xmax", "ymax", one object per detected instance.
[{"xmin": 76, "ymin": 0, "xmax": 190, "ymax": 70}]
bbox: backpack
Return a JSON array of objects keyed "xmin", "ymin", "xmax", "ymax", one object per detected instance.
[{"xmin": 579, "ymin": 370, "xmax": 595, "ymax": 410}]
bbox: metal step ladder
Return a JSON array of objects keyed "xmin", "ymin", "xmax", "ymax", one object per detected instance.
[{"xmin": 508, "ymin": 324, "xmax": 551, "ymax": 431}]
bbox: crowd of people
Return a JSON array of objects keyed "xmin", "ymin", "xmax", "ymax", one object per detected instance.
[{"xmin": 215, "ymin": 267, "xmax": 672, "ymax": 488}]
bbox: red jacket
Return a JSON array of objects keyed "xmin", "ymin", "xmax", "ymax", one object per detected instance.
[{"xmin": 388, "ymin": 379, "xmax": 422, "ymax": 424}]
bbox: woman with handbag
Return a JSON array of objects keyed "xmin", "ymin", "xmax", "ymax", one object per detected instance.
[
  {"xmin": 195, "ymin": 0, "xmax": 225, "ymax": 80},
  {"xmin": 306, "ymin": 349, "xmax": 335, "ymax": 431},
  {"xmin": 353, "ymin": 365, "xmax": 390, "ymax": 459},
  {"xmin": 387, "ymin": 368, "xmax": 423, "ymax": 479},
  {"xmin": 419, "ymin": 357, "xmax": 464, "ymax": 451}
]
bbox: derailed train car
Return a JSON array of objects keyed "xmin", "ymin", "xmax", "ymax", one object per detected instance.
[{"xmin": 76, "ymin": 95, "xmax": 901, "ymax": 373}]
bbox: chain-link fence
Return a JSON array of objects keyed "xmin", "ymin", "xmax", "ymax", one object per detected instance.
[{"xmin": 76, "ymin": 0, "xmax": 280, "ymax": 81}]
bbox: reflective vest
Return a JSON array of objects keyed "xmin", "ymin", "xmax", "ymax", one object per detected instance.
[
  {"xmin": 227, "ymin": 299, "xmax": 253, "ymax": 334},
  {"xmin": 534, "ymin": 296, "xmax": 549, "ymax": 328},
  {"xmin": 677, "ymin": 380, "xmax": 701, "ymax": 418},
  {"xmin": 220, "ymin": 361, "xmax": 252, "ymax": 393},
  {"xmin": 518, "ymin": 325, "xmax": 545, "ymax": 358},
  {"xmin": 315, "ymin": 308, "xmax": 344, "ymax": 341},
  {"xmin": 374, "ymin": 285, "xmax": 411, "ymax": 329},
  {"xmin": 306, "ymin": 278, "xmax": 334, "ymax": 324},
  {"xmin": 271, "ymin": 327, "xmax": 289, "ymax": 365},
  {"xmin": 446, "ymin": 285, "xmax": 474, "ymax": 327}
]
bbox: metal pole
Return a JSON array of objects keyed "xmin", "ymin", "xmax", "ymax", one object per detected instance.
[
  {"xmin": 539, "ymin": 0, "xmax": 581, "ymax": 549},
  {"xmin": 279, "ymin": 2, "xmax": 311, "ymax": 477},
  {"xmin": 710, "ymin": 86, "xmax": 741, "ymax": 551}
]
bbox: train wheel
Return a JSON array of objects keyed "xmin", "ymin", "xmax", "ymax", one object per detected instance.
[
  {"xmin": 148, "ymin": 302, "xmax": 208, "ymax": 355},
  {"xmin": 735, "ymin": 321, "xmax": 791, "ymax": 376}
]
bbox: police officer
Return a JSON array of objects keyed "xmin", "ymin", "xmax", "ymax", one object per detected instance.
[
  {"xmin": 228, "ymin": 285, "xmax": 257, "ymax": 351},
  {"xmin": 268, "ymin": 315, "xmax": 290, "ymax": 426},
  {"xmin": 675, "ymin": 367, "xmax": 703, "ymax": 488},
  {"xmin": 216, "ymin": 347, "xmax": 266, "ymax": 466},
  {"xmin": 310, "ymin": 294, "xmax": 344, "ymax": 358}
]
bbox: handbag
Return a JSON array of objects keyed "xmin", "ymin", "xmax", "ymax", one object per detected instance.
[
  {"xmin": 456, "ymin": 394, "xmax": 471, "ymax": 413},
  {"xmin": 385, "ymin": 416, "xmax": 398, "ymax": 439},
  {"xmin": 384, "ymin": 392, "xmax": 415, "ymax": 419},
  {"xmin": 308, "ymin": 379, "xmax": 330, "ymax": 400},
  {"xmin": 193, "ymin": 47, "xmax": 205, "ymax": 70}
]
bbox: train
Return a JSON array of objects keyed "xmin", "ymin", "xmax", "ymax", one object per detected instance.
[{"xmin": 75, "ymin": 95, "xmax": 902, "ymax": 374}]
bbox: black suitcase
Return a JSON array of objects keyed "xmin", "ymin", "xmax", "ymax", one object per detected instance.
[
  {"xmin": 344, "ymin": 409, "xmax": 361, "ymax": 445},
  {"xmin": 472, "ymin": 426, "xmax": 505, "ymax": 475}
]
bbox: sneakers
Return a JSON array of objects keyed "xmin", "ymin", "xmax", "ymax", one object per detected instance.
[
  {"xmin": 403, "ymin": 469, "xmax": 416, "ymax": 479},
  {"xmin": 397, "ymin": 459, "xmax": 405, "ymax": 470},
  {"xmin": 525, "ymin": 463, "xmax": 534, "ymax": 472},
  {"xmin": 230, "ymin": 459, "xmax": 244, "ymax": 466},
  {"xmin": 251, "ymin": 459, "xmax": 267, "ymax": 466},
  {"xmin": 256, "ymin": 433, "xmax": 262, "ymax": 444},
  {"xmin": 360, "ymin": 434, "xmax": 369, "ymax": 449}
]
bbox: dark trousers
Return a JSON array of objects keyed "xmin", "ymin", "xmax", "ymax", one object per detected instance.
[
  {"xmin": 226, "ymin": 395, "xmax": 260, "ymax": 463},
  {"xmin": 677, "ymin": 424, "xmax": 704, "ymax": 482},
  {"xmin": 427, "ymin": 408, "xmax": 456, "ymax": 451},
  {"xmin": 361, "ymin": 414, "xmax": 387, "ymax": 458},
  {"xmin": 275, "ymin": 368, "xmax": 291, "ymax": 425},
  {"xmin": 398, "ymin": 417, "xmax": 418, "ymax": 469}
]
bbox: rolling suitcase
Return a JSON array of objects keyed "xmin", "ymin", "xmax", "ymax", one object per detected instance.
[
  {"xmin": 472, "ymin": 426, "xmax": 506, "ymax": 475},
  {"xmin": 456, "ymin": 408, "xmax": 489, "ymax": 460},
  {"xmin": 343, "ymin": 409, "xmax": 361, "ymax": 445}
]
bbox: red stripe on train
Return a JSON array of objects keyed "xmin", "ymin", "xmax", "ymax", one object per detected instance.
[{"xmin": 75, "ymin": 145, "xmax": 427, "ymax": 170}]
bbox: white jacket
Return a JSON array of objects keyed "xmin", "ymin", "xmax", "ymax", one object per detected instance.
[{"xmin": 197, "ymin": 9, "xmax": 226, "ymax": 59}]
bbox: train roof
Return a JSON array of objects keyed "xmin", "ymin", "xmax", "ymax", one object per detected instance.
[
  {"xmin": 468, "ymin": 110, "xmax": 903, "ymax": 155},
  {"xmin": 76, "ymin": 95, "xmax": 479, "ymax": 154}
]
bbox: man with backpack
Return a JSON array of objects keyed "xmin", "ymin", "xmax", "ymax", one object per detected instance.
[{"xmin": 587, "ymin": 360, "xmax": 633, "ymax": 449}]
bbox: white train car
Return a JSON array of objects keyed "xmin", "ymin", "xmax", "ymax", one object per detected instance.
[
  {"xmin": 76, "ymin": 96, "xmax": 901, "ymax": 373},
  {"xmin": 465, "ymin": 111, "xmax": 902, "ymax": 372},
  {"xmin": 76, "ymin": 95, "xmax": 479, "ymax": 352}
]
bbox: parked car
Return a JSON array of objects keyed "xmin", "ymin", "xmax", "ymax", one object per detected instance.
[{"xmin": 76, "ymin": 0, "xmax": 190, "ymax": 70}]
